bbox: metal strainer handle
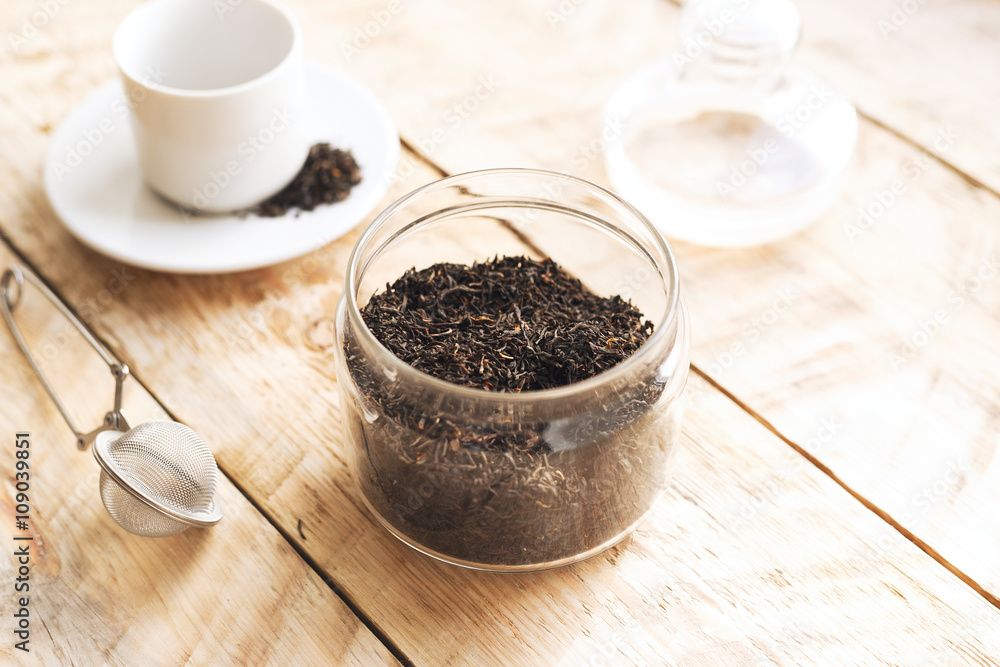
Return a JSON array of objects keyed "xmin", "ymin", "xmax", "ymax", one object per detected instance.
[
  {"xmin": 1, "ymin": 264, "xmax": 222, "ymax": 537},
  {"xmin": 1, "ymin": 265, "xmax": 130, "ymax": 449}
]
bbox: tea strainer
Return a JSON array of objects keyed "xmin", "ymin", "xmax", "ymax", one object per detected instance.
[{"xmin": 1, "ymin": 264, "xmax": 222, "ymax": 537}]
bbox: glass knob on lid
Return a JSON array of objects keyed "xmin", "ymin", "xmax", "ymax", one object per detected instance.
[
  {"xmin": 678, "ymin": 0, "xmax": 799, "ymax": 85},
  {"xmin": 604, "ymin": 0, "xmax": 857, "ymax": 247}
]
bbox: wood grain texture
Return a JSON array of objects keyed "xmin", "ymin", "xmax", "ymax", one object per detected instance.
[
  {"xmin": 0, "ymin": 249, "xmax": 399, "ymax": 666},
  {"xmin": 312, "ymin": 0, "xmax": 1000, "ymax": 604},
  {"xmin": 3, "ymin": 0, "xmax": 1000, "ymax": 665}
]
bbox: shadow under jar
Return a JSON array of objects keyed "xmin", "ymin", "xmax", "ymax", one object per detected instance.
[{"xmin": 334, "ymin": 169, "xmax": 690, "ymax": 571}]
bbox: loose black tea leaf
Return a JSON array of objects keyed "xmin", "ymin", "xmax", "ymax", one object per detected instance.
[
  {"xmin": 344, "ymin": 255, "xmax": 678, "ymax": 567},
  {"xmin": 360, "ymin": 256, "xmax": 654, "ymax": 391},
  {"xmin": 251, "ymin": 143, "xmax": 361, "ymax": 218}
]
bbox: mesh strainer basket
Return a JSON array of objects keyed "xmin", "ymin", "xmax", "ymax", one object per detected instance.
[{"xmin": 95, "ymin": 423, "xmax": 222, "ymax": 537}]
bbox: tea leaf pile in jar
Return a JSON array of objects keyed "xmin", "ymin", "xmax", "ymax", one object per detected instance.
[
  {"xmin": 362, "ymin": 256, "xmax": 653, "ymax": 391},
  {"xmin": 346, "ymin": 256, "xmax": 672, "ymax": 567}
]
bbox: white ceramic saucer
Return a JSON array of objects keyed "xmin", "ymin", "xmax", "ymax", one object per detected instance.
[{"xmin": 44, "ymin": 61, "xmax": 399, "ymax": 274}]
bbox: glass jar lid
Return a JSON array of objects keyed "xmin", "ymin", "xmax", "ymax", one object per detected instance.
[{"xmin": 604, "ymin": 0, "xmax": 857, "ymax": 247}]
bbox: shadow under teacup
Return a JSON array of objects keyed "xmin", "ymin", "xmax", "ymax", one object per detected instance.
[{"xmin": 113, "ymin": 0, "xmax": 309, "ymax": 213}]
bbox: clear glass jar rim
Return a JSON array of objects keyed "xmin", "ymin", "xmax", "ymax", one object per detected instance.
[{"xmin": 344, "ymin": 167, "xmax": 682, "ymax": 405}]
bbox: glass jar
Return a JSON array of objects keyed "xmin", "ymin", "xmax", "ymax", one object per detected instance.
[{"xmin": 334, "ymin": 169, "xmax": 689, "ymax": 571}]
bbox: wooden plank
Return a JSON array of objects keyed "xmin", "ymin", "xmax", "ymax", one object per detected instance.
[
  {"xmin": 313, "ymin": 0, "xmax": 1000, "ymax": 603},
  {"xmin": 305, "ymin": 0, "xmax": 675, "ymax": 176},
  {"xmin": 4, "ymin": 0, "xmax": 1000, "ymax": 664},
  {"xmin": 671, "ymin": 120, "xmax": 1000, "ymax": 601},
  {"xmin": 0, "ymin": 244, "xmax": 398, "ymax": 666},
  {"xmin": 791, "ymin": 0, "xmax": 1000, "ymax": 193}
]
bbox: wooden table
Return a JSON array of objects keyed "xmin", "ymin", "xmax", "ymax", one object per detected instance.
[{"xmin": 2, "ymin": 0, "xmax": 999, "ymax": 664}]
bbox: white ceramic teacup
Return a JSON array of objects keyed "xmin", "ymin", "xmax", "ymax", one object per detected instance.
[{"xmin": 113, "ymin": 0, "xmax": 309, "ymax": 213}]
